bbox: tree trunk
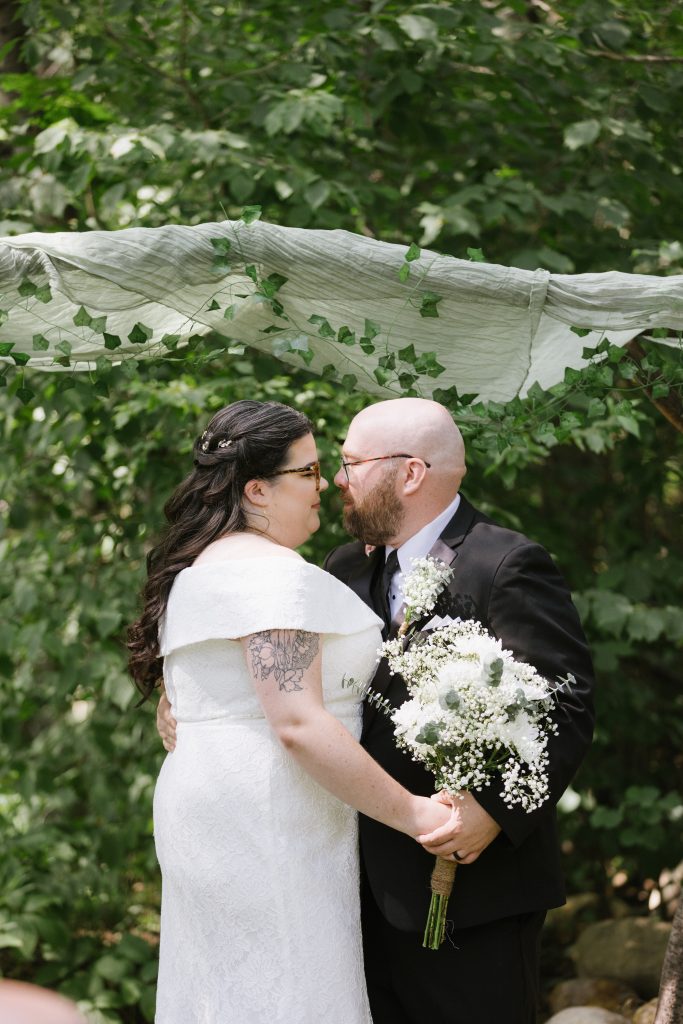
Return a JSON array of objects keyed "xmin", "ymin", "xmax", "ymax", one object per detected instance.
[{"xmin": 655, "ymin": 897, "xmax": 683, "ymax": 1023}]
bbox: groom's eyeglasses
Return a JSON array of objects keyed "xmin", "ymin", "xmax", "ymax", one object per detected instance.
[
  {"xmin": 266, "ymin": 461, "xmax": 321, "ymax": 491},
  {"xmin": 339, "ymin": 454, "xmax": 431, "ymax": 484}
]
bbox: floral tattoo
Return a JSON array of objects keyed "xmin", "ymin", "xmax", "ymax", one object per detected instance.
[{"xmin": 248, "ymin": 630, "xmax": 319, "ymax": 692}]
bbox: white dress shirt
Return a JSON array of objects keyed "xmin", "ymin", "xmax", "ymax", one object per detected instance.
[{"xmin": 385, "ymin": 492, "xmax": 461, "ymax": 619}]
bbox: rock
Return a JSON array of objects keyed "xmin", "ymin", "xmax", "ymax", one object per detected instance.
[
  {"xmin": 548, "ymin": 978, "xmax": 641, "ymax": 1016},
  {"xmin": 545, "ymin": 893, "xmax": 601, "ymax": 943},
  {"xmin": 544, "ymin": 1008, "xmax": 631, "ymax": 1024},
  {"xmin": 572, "ymin": 917, "xmax": 672, "ymax": 997},
  {"xmin": 632, "ymin": 1000, "xmax": 659, "ymax": 1024}
]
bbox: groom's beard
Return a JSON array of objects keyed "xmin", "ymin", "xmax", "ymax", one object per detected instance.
[{"xmin": 342, "ymin": 472, "xmax": 405, "ymax": 546}]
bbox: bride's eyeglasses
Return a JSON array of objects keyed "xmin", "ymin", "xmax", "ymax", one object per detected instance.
[{"xmin": 266, "ymin": 462, "xmax": 321, "ymax": 491}]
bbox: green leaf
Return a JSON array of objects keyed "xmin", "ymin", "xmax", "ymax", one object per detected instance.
[
  {"xmin": 73, "ymin": 306, "xmax": 92, "ymax": 328},
  {"xmin": 0, "ymin": 342, "xmax": 14, "ymax": 356},
  {"xmin": 128, "ymin": 323, "xmax": 153, "ymax": 344},
  {"xmin": 35, "ymin": 284, "xmax": 53, "ymax": 303},
  {"xmin": 405, "ymin": 242, "xmax": 421, "ymax": 262},
  {"xmin": 359, "ymin": 337, "xmax": 376, "ymax": 354},
  {"xmin": 56, "ymin": 340, "xmax": 72, "ymax": 357},
  {"xmin": 161, "ymin": 334, "xmax": 179, "ymax": 350},
  {"xmin": 564, "ymin": 119, "xmax": 601, "ymax": 151},
  {"xmin": 397, "ymin": 13, "xmax": 438, "ymax": 43},
  {"xmin": 212, "ymin": 256, "xmax": 231, "ymax": 273},
  {"xmin": 651, "ymin": 327, "xmax": 670, "ymax": 339},
  {"xmin": 241, "ymin": 205, "xmax": 262, "ymax": 224},
  {"xmin": 207, "ymin": 299, "xmax": 220, "ymax": 311},
  {"xmin": 398, "ymin": 343, "xmax": 417, "ymax": 365},
  {"xmin": 0, "ymin": 309, "xmax": 9, "ymax": 326},
  {"xmin": 337, "ymin": 326, "xmax": 355, "ymax": 346},
  {"xmin": 570, "ymin": 325, "xmax": 591, "ymax": 338},
  {"xmin": 210, "ymin": 237, "xmax": 232, "ymax": 254},
  {"xmin": 89, "ymin": 315, "xmax": 107, "ymax": 334},
  {"xmin": 103, "ymin": 333, "xmax": 122, "ymax": 350},
  {"xmin": 363, "ymin": 319, "xmax": 381, "ymax": 341},
  {"xmin": 414, "ymin": 351, "xmax": 446, "ymax": 377},
  {"xmin": 11, "ymin": 352, "xmax": 30, "ymax": 366},
  {"xmin": 18, "ymin": 279, "xmax": 37, "ymax": 297},
  {"xmin": 32, "ymin": 333, "xmax": 50, "ymax": 351},
  {"xmin": 398, "ymin": 262, "xmax": 411, "ymax": 283},
  {"xmin": 373, "ymin": 366, "xmax": 394, "ymax": 386},
  {"xmin": 16, "ymin": 386, "xmax": 35, "ymax": 404},
  {"xmin": 419, "ymin": 291, "xmax": 442, "ymax": 318},
  {"xmin": 341, "ymin": 373, "xmax": 358, "ymax": 391},
  {"xmin": 467, "ymin": 247, "xmax": 486, "ymax": 262},
  {"xmin": 652, "ymin": 382, "xmax": 670, "ymax": 399},
  {"xmin": 245, "ymin": 265, "xmax": 258, "ymax": 284},
  {"xmin": 223, "ymin": 305, "xmax": 235, "ymax": 321},
  {"xmin": 308, "ymin": 314, "xmax": 335, "ymax": 339}
]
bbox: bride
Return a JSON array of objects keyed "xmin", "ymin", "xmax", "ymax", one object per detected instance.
[{"xmin": 127, "ymin": 400, "xmax": 450, "ymax": 1024}]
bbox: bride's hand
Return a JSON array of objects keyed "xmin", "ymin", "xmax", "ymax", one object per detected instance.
[
  {"xmin": 408, "ymin": 795, "xmax": 451, "ymax": 843},
  {"xmin": 157, "ymin": 687, "xmax": 177, "ymax": 752}
]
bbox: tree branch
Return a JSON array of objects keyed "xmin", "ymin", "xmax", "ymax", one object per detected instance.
[{"xmin": 585, "ymin": 50, "xmax": 683, "ymax": 64}]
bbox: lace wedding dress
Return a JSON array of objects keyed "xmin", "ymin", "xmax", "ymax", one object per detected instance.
[{"xmin": 153, "ymin": 555, "xmax": 382, "ymax": 1024}]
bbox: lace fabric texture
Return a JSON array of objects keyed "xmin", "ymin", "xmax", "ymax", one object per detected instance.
[{"xmin": 154, "ymin": 556, "xmax": 382, "ymax": 1024}]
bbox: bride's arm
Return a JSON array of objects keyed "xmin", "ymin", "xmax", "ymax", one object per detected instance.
[{"xmin": 241, "ymin": 628, "xmax": 450, "ymax": 839}]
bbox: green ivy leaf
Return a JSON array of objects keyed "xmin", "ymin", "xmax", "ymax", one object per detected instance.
[
  {"xmin": 128, "ymin": 323, "xmax": 153, "ymax": 344},
  {"xmin": 308, "ymin": 314, "xmax": 335, "ymax": 339},
  {"xmin": 341, "ymin": 373, "xmax": 358, "ymax": 391},
  {"xmin": 0, "ymin": 309, "xmax": 8, "ymax": 326},
  {"xmin": 56, "ymin": 340, "xmax": 72, "ymax": 357},
  {"xmin": 652, "ymin": 382, "xmax": 670, "ymax": 399},
  {"xmin": 223, "ymin": 305, "xmax": 235, "ymax": 321},
  {"xmin": 0, "ymin": 342, "xmax": 15, "ymax": 356},
  {"xmin": 73, "ymin": 306, "xmax": 92, "ymax": 328},
  {"xmin": 405, "ymin": 242, "xmax": 421, "ymax": 262},
  {"xmin": 35, "ymin": 284, "xmax": 52, "ymax": 303},
  {"xmin": 419, "ymin": 291, "xmax": 442, "ymax": 318},
  {"xmin": 467, "ymin": 247, "xmax": 486, "ymax": 262},
  {"xmin": 337, "ymin": 326, "xmax": 355, "ymax": 346},
  {"xmin": 210, "ymin": 237, "xmax": 232, "ymax": 254},
  {"xmin": 398, "ymin": 343, "xmax": 417, "ymax": 365},
  {"xmin": 398, "ymin": 262, "xmax": 411, "ymax": 283},
  {"xmin": 359, "ymin": 337, "xmax": 376, "ymax": 354},
  {"xmin": 32, "ymin": 333, "xmax": 50, "ymax": 351},
  {"xmin": 570, "ymin": 325, "xmax": 592, "ymax": 338},
  {"xmin": 414, "ymin": 351, "xmax": 446, "ymax": 377},
  {"xmin": 11, "ymin": 352, "xmax": 30, "ymax": 366},
  {"xmin": 244, "ymin": 264, "xmax": 258, "ymax": 284},
  {"xmin": 161, "ymin": 334, "xmax": 179, "ymax": 350},
  {"xmin": 103, "ymin": 333, "xmax": 122, "ymax": 350},
  {"xmin": 207, "ymin": 299, "xmax": 220, "ymax": 311},
  {"xmin": 241, "ymin": 205, "xmax": 262, "ymax": 224},
  {"xmin": 212, "ymin": 256, "xmax": 231, "ymax": 273},
  {"xmin": 16, "ymin": 386, "xmax": 35, "ymax": 404},
  {"xmin": 364, "ymin": 319, "xmax": 381, "ymax": 340},
  {"xmin": 18, "ymin": 280, "xmax": 37, "ymax": 298},
  {"xmin": 321, "ymin": 363, "xmax": 337, "ymax": 381},
  {"xmin": 373, "ymin": 366, "xmax": 394, "ymax": 386}
]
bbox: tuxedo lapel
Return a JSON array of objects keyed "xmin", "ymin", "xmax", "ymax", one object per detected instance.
[
  {"xmin": 343, "ymin": 545, "xmax": 384, "ymax": 612},
  {"xmin": 362, "ymin": 494, "xmax": 479, "ymax": 737}
]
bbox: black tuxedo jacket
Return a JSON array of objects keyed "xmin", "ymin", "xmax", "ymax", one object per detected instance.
[{"xmin": 324, "ymin": 495, "xmax": 595, "ymax": 931}]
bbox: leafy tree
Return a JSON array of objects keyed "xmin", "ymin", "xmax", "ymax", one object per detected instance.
[{"xmin": 1, "ymin": 1, "xmax": 682, "ymax": 1019}]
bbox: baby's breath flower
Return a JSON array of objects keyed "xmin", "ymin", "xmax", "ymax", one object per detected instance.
[{"xmin": 401, "ymin": 556, "xmax": 453, "ymax": 627}]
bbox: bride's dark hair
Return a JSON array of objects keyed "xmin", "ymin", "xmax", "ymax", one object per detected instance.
[{"xmin": 127, "ymin": 399, "xmax": 313, "ymax": 699}]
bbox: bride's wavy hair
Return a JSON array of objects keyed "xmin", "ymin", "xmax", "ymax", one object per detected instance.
[{"xmin": 127, "ymin": 400, "xmax": 313, "ymax": 700}]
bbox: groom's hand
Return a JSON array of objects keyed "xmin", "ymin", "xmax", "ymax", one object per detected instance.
[
  {"xmin": 157, "ymin": 687, "xmax": 178, "ymax": 752},
  {"xmin": 417, "ymin": 791, "xmax": 501, "ymax": 864}
]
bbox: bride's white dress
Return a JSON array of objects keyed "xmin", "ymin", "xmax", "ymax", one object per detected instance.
[{"xmin": 153, "ymin": 555, "xmax": 382, "ymax": 1024}]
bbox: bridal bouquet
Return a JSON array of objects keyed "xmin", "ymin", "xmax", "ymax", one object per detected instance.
[{"xmin": 381, "ymin": 557, "xmax": 559, "ymax": 949}]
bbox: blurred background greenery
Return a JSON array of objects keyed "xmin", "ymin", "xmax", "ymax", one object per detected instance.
[{"xmin": 1, "ymin": 1, "xmax": 682, "ymax": 1020}]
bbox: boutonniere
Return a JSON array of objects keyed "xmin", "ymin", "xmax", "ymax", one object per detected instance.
[{"xmin": 398, "ymin": 556, "xmax": 454, "ymax": 637}]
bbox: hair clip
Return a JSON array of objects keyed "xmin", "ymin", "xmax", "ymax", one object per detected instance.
[
  {"xmin": 200, "ymin": 430, "xmax": 211, "ymax": 452},
  {"xmin": 217, "ymin": 439, "xmax": 233, "ymax": 449}
]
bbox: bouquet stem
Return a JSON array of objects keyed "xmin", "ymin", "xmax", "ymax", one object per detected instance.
[{"xmin": 422, "ymin": 857, "xmax": 457, "ymax": 949}]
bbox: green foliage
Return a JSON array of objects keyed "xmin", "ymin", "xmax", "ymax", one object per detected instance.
[{"xmin": 1, "ymin": 0, "xmax": 683, "ymax": 1015}]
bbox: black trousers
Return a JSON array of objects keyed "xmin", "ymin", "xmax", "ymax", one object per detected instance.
[{"xmin": 361, "ymin": 876, "xmax": 545, "ymax": 1024}]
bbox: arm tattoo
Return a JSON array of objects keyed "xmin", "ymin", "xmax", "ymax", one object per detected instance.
[{"xmin": 248, "ymin": 630, "xmax": 319, "ymax": 692}]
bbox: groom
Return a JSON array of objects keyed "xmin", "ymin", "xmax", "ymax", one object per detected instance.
[{"xmin": 158, "ymin": 397, "xmax": 595, "ymax": 1024}]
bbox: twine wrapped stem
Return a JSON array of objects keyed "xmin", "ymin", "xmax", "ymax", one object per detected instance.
[{"xmin": 423, "ymin": 857, "xmax": 457, "ymax": 949}]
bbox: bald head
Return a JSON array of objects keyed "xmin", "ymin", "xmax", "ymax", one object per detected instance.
[{"xmin": 348, "ymin": 398, "xmax": 466, "ymax": 480}]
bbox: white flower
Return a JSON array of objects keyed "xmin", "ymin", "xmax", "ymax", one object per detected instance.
[{"xmin": 401, "ymin": 556, "xmax": 453, "ymax": 624}]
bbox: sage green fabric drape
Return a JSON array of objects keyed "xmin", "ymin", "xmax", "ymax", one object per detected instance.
[{"xmin": 1, "ymin": 220, "xmax": 681, "ymax": 401}]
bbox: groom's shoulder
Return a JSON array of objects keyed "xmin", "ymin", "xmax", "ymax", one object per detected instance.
[{"xmin": 323, "ymin": 540, "xmax": 369, "ymax": 580}]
